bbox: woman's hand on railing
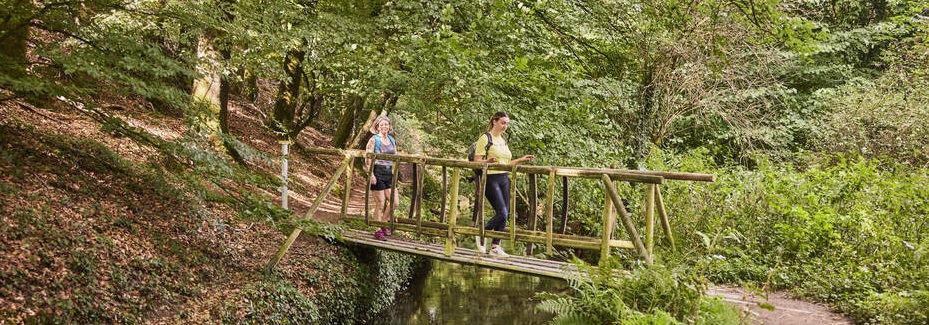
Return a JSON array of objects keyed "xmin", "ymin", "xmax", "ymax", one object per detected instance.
[{"xmin": 513, "ymin": 155, "xmax": 535, "ymax": 165}]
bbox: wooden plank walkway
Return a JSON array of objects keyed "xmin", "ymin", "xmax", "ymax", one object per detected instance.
[{"xmin": 339, "ymin": 229, "xmax": 580, "ymax": 279}]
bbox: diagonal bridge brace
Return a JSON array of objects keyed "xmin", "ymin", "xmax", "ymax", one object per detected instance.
[{"xmin": 267, "ymin": 155, "xmax": 353, "ymax": 272}]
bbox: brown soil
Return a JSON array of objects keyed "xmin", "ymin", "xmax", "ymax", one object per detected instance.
[{"xmin": 0, "ymin": 96, "xmax": 370, "ymax": 322}]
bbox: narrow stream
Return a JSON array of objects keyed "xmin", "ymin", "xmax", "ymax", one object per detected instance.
[{"xmin": 371, "ymin": 259, "xmax": 569, "ymax": 324}]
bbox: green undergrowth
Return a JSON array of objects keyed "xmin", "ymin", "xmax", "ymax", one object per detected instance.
[
  {"xmin": 542, "ymin": 148, "xmax": 928, "ymax": 324},
  {"xmin": 224, "ymin": 247, "xmax": 424, "ymax": 324},
  {"xmin": 538, "ymin": 261, "xmax": 743, "ymax": 324},
  {"xmin": 650, "ymin": 148, "xmax": 929, "ymax": 324}
]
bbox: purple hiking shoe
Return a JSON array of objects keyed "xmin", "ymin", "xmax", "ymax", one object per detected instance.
[{"xmin": 373, "ymin": 228, "xmax": 387, "ymax": 241}]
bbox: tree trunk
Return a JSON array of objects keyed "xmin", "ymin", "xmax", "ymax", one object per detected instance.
[
  {"xmin": 631, "ymin": 70, "xmax": 656, "ymax": 169},
  {"xmin": 219, "ymin": 70, "xmax": 245, "ymax": 164},
  {"xmin": 347, "ymin": 93, "xmax": 398, "ymax": 150},
  {"xmin": 332, "ymin": 94, "xmax": 364, "ymax": 148},
  {"xmin": 192, "ymin": 33, "xmax": 223, "ymax": 142},
  {"xmin": 1, "ymin": 2, "xmax": 31, "ymax": 95},
  {"xmin": 0, "ymin": 25, "xmax": 28, "ymax": 79},
  {"xmin": 192, "ymin": 29, "xmax": 244, "ymax": 163},
  {"xmin": 270, "ymin": 44, "xmax": 306, "ymax": 140}
]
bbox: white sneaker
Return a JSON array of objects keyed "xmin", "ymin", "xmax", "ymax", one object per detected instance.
[
  {"xmin": 489, "ymin": 245, "xmax": 509, "ymax": 257},
  {"xmin": 475, "ymin": 236, "xmax": 486, "ymax": 254}
]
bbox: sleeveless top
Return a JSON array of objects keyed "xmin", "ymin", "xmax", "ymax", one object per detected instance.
[{"xmin": 373, "ymin": 135, "xmax": 396, "ymax": 167}]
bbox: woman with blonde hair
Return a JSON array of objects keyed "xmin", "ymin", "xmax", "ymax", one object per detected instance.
[{"xmin": 365, "ymin": 115, "xmax": 400, "ymax": 240}]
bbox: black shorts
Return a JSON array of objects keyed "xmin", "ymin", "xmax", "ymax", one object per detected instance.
[{"xmin": 370, "ymin": 165, "xmax": 394, "ymax": 191}]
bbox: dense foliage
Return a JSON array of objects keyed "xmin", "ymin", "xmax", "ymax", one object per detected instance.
[
  {"xmin": 656, "ymin": 150, "xmax": 929, "ymax": 323},
  {"xmin": 2, "ymin": 0, "xmax": 928, "ymax": 322},
  {"xmin": 538, "ymin": 262, "xmax": 742, "ymax": 324}
]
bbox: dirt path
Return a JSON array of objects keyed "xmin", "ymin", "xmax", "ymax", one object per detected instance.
[{"xmin": 709, "ymin": 287, "xmax": 853, "ymax": 325}]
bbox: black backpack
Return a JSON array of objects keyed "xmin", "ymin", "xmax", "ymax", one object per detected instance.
[{"xmin": 467, "ymin": 132, "xmax": 494, "ymax": 180}]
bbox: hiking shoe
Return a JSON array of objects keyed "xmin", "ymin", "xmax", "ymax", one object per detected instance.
[
  {"xmin": 373, "ymin": 229, "xmax": 387, "ymax": 241},
  {"xmin": 382, "ymin": 228, "xmax": 392, "ymax": 237},
  {"xmin": 475, "ymin": 236, "xmax": 486, "ymax": 254},
  {"xmin": 489, "ymin": 246, "xmax": 509, "ymax": 257}
]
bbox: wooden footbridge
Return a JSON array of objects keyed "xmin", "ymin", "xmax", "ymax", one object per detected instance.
[{"xmin": 266, "ymin": 147, "xmax": 714, "ymax": 279}]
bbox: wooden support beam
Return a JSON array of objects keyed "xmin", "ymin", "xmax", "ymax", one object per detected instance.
[
  {"xmin": 440, "ymin": 166, "xmax": 447, "ymax": 223},
  {"xmin": 601, "ymin": 174, "xmax": 652, "ymax": 265},
  {"xmin": 509, "ymin": 169, "xmax": 517, "ymax": 246},
  {"xmin": 268, "ymin": 156, "xmax": 352, "ymax": 272},
  {"xmin": 600, "ymin": 177, "xmax": 616, "ymax": 262},
  {"xmin": 407, "ymin": 163, "xmax": 417, "ymax": 219},
  {"xmin": 352, "ymin": 220, "xmax": 636, "ymax": 251},
  {"xmin": 445, "ymin": 168, "xmax": 460, "ymax": 256},
  {"xmin": 527, "ymin": 173, "xmax": 538, "ymax": 255},
  {"xmin": 365, "ymin": 159, "xmax": 375, "ymax": 224},
  {"xmin": 346, "ymin": 215, "xmax": 636, "ymax": 250},
  {"xmin": 655, "ymin": 185, "xmax": 675, "ymax": 250},
  {"xmin": 340, "ymin": 157, "xmax": 353, "ymax": 220},
  {"xmin": 478, "ymin": 165, "xmax": 488, "ymax": 243},
  {"xmin": 389, "ymin": 161, "xmax": 400, "ymax": 232},
  {"xmin": 560, "ymin": 176, "xmax": 569, "ymax": 234},
  {"xmin": 416, "ymin": 163, "xmax": 424, "ymax": 234},
  {"xmin": 645, "ymin": 184, "xmax": 656, "ymax": 256},
  {"xmin": 545, "ymin": 170, "xmax": 556, "ymax": 255}
]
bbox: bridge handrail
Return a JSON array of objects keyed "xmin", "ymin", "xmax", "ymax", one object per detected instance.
[{"xmin": 300, "ymin": 146, "xmax": 714, "ymax": 183}]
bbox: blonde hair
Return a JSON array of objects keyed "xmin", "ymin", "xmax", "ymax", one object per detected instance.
[{"xmin": 370, "ymin": 115, "xmax": 393, "ymax": 134}]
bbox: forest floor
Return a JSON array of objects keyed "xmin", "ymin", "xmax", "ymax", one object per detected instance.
[
  {"xmin": 710, "ymin": 287, "xmax": 853, "ymax": 324},
  {"xmin": 1, "ymin": 96, "xmax": 853, "ymax": 324}
]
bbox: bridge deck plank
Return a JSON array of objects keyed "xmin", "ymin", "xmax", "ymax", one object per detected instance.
[{"xmin": 340, "ymin": 229, "xmax": 581, "ymax": 279}]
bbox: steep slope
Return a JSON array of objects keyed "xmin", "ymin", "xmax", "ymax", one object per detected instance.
[{"xmin": 0, "ymin": 99, "xmax": 416, "ymax": 323}]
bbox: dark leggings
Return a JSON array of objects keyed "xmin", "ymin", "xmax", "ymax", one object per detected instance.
[{"xmin": 483, "ymin": 173, "xmax": 510, "ymax": 245}]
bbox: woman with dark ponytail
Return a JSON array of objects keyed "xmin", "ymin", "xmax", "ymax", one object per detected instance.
[{"xmin": 472, "ymin": 111, "xmax": 535, "ymax": 256}]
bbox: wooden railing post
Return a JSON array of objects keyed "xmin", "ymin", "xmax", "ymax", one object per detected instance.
[
  {"xmin": 440, "ymin": 166, "xmax": 447, "ymax": 223},
  {"xmin": 389, "ymin": 161, "xmax": 400, "ymax": 233},
  {"xmin": 509, "ymin": 168, "xmax": 517, "ymax": 248},
  {"xmin": 545, "ymin": 169, "xmax": 556, "ymax": 255},
  {"xmin": 340, "ymin": 157, "xmax": 353, "ymax": 220},
  {"xmin": 268, "ymin": 156, "xmax": 352, "ymax": 272},
  {"xmin": 478, "ymin": 165, "xmax": 489, "ymax": 244},
  {"xmin": 600, "ymin": 177, "xmax": 616, "ymax": 262},
  {"xmin": 364, "ymin": 160, "xmax": 375, "ymax": 225},
  {"xmin": 560, "ymin": 176, "xmax": 569, "ymax": 234},
  {"xmin": 416, "ymin": 163, "xmax": 424, "ymax": 234},
  {"xmin": 645, "ymin": 184, "xmax": 656, "ymax": 256},
  {"xmin": 527, "ymin": 173, "xmax": 538, "ymax": 255},
  {"xmin": 445, "ymin": 168, "xmax": 460, "ymax": 256},
  {"xmin": 601, "ymin": 174, "xmax": 652, "ymax": 265},
  {"xmin": 655, "ymin": 185, "xmax": 675, "ymax": 250},
  {"xmin": 407, "ymin": 163, "xmax": 417, "ymax": 219}
]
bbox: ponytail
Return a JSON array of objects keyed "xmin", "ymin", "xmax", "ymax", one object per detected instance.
[{"xmin": 484, "ymin": 111, "xmax": 509, "ymax": 132}]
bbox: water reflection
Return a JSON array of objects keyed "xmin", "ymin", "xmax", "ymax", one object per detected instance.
[{"xmin": 372, "ymin": 260, "xmax": 567, "ymax": 325}]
